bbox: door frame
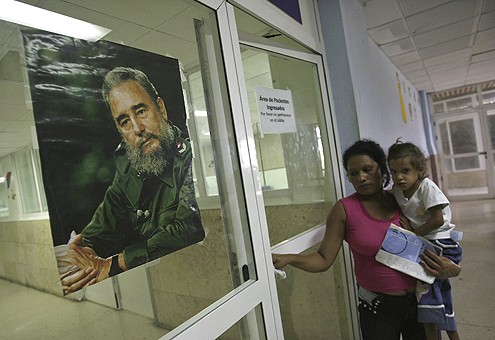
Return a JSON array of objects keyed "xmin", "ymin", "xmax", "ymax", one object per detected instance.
[
  {"xmin": 433, "ymin": 108, "xmax": 495, "ymax": 200},
  {"xmin": 237, "ymin": 18, "xmax": 359, "ymax": 340},
  {"xmin": 160, "ymin": 3, "xmax": 284, "ymax": 338},
  {"xmin": 159, "ymin": 1, "xmax": 358, "ymax": 339}
]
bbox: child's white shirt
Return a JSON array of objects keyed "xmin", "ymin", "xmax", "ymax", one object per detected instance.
[{"xmin": 392, "ymin": 178, "xmax": 455, "ymax": 240}]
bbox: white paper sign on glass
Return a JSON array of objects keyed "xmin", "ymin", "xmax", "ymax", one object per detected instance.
[{"xmin": 255, "ymin": 86, "xmax": 296, "ymax": 134}]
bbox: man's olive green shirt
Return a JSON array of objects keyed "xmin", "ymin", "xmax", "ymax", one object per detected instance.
[{"xmin": 82, "ymin": 126, "xmax": 204, "ymax": 269}]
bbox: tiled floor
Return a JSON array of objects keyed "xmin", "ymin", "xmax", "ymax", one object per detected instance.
[
  {"xmin": 448, "ymin": 199, "xmax": 495, "ymax": 339},
  {"xmin": 1, "ymin": 199, "xmax": 494, "ymax": 339},
  {"xmin": 0, "ymin": 279, "xmax": 169, "ymax": 340}
]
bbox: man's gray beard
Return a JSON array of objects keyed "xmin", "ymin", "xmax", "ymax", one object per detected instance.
[{"xmin": 125, "ymin": 120, "xmax": 175, "ymax": 177}]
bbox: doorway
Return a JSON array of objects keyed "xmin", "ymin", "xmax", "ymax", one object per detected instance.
[
  {"xmin": 432, "ymin": 83, "xmax": 495, "ymax": 200},
  {"xmin": 435, "ymin": 109, "xmax": 495, "ymax": 199},
  {"xmin": 234, "ymin": 6, "xmax": 357, "ymax": 339}
]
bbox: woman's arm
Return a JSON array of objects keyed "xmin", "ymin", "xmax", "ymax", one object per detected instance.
[{"xmin": 272, "ymin": 201, "xmax": 346, "ymax": 273}]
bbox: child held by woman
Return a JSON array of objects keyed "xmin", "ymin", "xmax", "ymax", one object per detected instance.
[{"xmin": 387, "ymin": 140, "xmax": 463, "ymax": 340}]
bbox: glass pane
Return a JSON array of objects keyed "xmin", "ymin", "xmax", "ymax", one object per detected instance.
[
  {"xmin": 241, "ymin": 47, "xmax": 335, "ymax": 241},
  {"xmin": 481, "ymin": 80, "xmax": 495, "ymax": 104},
  {"xmin": 186, "ymin": 71, "xmax": 218, "ymax": 197},
  {"xmin": 235, "ymin": 8, "xmax": 344, "ymax": 339},
  {"xmin": 276, "ymin": 245, "xmax": 350, "ymax": 340},
  {"xmin": 446, "ymin": 96, "xmax": 474, "ymax": 112},
  {"xmin": 218, "ymin": 305, "xmax": 267, "ymax": 340},
  {"xmin": 32, "ymin": 149, "xmax": 48, "ymax": 212},
  {"xmin": 433, "ymin": 102, "xmax": 444, "ymax": 114},
  {"xmin": 450, "ymin": 119, "xmax": 477, "ymax": 154},
  {"xmin": 1, "ymin": 1, "xmax": 260, "ymax": 339},
  {"xmin": 454, "ymin": 156, "xmax": 480, "ymax": 171},
  {"xmin": 482, "ymin": 91, "xmax": 495, "ymax": 105},
  {"xmin": 0, "ymin": 179, "xmax": 8, "ymax": 217},
  {"xmin": 14, "ymin": 149, "xmax": 41, "ymax": 214}
]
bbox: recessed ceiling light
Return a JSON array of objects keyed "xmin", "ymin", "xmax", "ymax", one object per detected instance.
[{"xmin": 0, "ymin": 0, "xmax": 111, "ymax": 42}]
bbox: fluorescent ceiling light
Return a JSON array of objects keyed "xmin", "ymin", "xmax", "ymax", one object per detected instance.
[
  {"xmin": 0, "ymin": 0, "xmax": 111, "ymax": 42},
  {"xmin": 194, "ymin": 110, "xmax": 208, "ymax": 116}
]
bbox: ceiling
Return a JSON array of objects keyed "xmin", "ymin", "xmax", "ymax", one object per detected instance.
[
  {"xmin": 362, "ymin": 0, "xmax": 495, "ymax": 93},
  {"xmin": 1, "ymin": 0, "xmax": 495, "ymax": 161}
]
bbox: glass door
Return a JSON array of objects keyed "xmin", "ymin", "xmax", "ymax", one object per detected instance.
[
  {"xmin": 232, "ymin": 7, "xmax": 359, "ymax": 340},
  {"xmin": 156, "ymin": 3, "xmax": 284, "ymax": 339},
  {"xmin": 484, "ymin": 109, "xmax": 495, "ymax": 193},
  {"xmin": 436, "ymin": 111, "xmax": 495, "ymax": 199},
  {"xmin": 0, "ymin": 1, "xmax": 282, "ymax": 339}
]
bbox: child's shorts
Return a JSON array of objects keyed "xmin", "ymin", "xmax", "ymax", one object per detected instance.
[
  {"xmin": 417, "ymin": 237, "xmax": 462, "ymax": 331},
  {"xmin": 417, "ymin": 279, "xmax": 457, "ymax": 331}
]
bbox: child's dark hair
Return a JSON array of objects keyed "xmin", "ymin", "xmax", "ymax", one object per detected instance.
[
  {"xmin": 343, "ymin": 139, "xmax": 390, "ymax": 187},
  {"xmin": 387, "ymin": 138, "xmax": 428, "ymax": 178}
]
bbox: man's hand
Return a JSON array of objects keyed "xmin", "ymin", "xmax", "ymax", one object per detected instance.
[
  {"xmin": 57, "ymin": 231, "xmax": 111, "ymax": 294},
  {"xmin": 67, "ymin": 242, "xmax": 111, "ymax": 283},
  {"xmin": 61, "ymin": 267, "xmax": 97, "ymax": 295},
  {"xmin": 420, "ymin": 248, "xmax": 461, "ymax": 279}
]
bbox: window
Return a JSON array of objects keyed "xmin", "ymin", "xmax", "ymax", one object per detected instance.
[
  {"xmin": 445, "ymin": 96, "xmax": 475, "ymax": 112},
  {"xmin": 12, "ymin": 147, "xmax": 47, "ymax": 215},
  {"xmin": 0, "ymin": 176, "xmax": 8, "ymax": 217},
  {"xmin": 482, "ymin": 91, "xmax": 495, "ymax": 105}
]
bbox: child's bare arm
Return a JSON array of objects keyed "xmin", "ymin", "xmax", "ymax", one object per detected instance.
[
  {"xmin": 399, "ymin": 215, "xmax": 413, "ymax": 231},
  {"xmin": 413, "ymin": 205, "xmax": 444, "ymax": 236}
]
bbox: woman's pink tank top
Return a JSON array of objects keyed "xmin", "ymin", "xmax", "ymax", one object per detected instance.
[{"xmin": 341, "ymin": 192, "xmax": 416, "ymax": 293}]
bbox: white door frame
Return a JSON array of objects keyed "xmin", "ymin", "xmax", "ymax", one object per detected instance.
[
  {"xmin": 237, "ymin": 20, "xmax": 359, "ymax": 340},
  {"xmin": 159, "ymin": 3, "xmax": 284, "ymax": 338},
  {"xmin": 160, "ymin": 1, "xmax": 359, "ymax": 339},
  {"xmin": 434, "ymin": 109, "xmax": 495, "ymax": 200}
]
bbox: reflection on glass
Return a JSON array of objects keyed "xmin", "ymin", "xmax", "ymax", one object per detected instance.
[
  {"xmin": 0, "ymin": 180, "xmax": 8, "ymax": 217},
  {"xmin": 13, "ymin": 148, "xmax": 42, "ymax": 214},
  {"xmin": 186, "ymin": 70, "xmax": 218, "ymax": 197},
  {"xmin": 241, "ymin": 48, "xmax": 331, "ymax": 213},
  {"xmin": 0, "ymin": 1, "xmax": 253, "ymax": 338}
]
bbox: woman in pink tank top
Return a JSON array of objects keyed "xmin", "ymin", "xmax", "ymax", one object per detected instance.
[{"xmin": 273, "ymin": 140, "xmax": 461, "ymax": 340}]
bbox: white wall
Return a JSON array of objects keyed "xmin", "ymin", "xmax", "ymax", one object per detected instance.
[
  {"xmin": 341, "ymin": 0, "xmax": 428, "ymax": 154},
  {"xmin": 358, "ymin": 39, "xmax": 428, "ymax": 154},
  {"xmin": 321, "ymin": 0, "xmax": 429, "ymax": 160}
]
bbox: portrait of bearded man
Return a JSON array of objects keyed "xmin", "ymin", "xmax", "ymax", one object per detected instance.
[{"xmin": 56, "ymin": 67, "xmax": 205, "ymax": 294}]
